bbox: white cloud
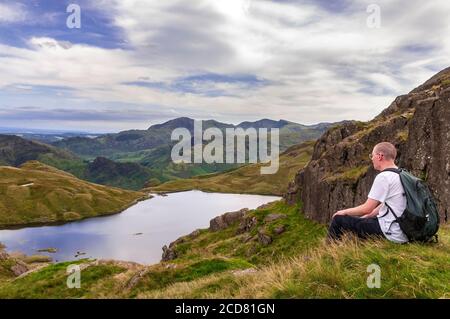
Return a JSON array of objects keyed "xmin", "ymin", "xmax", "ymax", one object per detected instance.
[
  {"xmin": 0, "ymin": 0, "xmax": 450, "ymax": 130},
  {"xmin": 0, "ymin": 3, "xmax": 27, "ymax": 23}
]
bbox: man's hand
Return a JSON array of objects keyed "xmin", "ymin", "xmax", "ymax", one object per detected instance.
[{"xmin": 332, "ymin": 210, "xmax": 347, "ymax": 219}]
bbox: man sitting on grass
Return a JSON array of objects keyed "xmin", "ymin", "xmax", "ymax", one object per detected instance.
[{"xmin": 328, "ymin": 142, "xmax": 408, "ymax": 243}]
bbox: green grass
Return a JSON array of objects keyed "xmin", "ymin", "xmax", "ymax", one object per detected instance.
[
  {"xmin": 38, "ymin": 153, "xmax": 154, "ymax": 191},
  {"xmin": 0, "ymin": 161, "xmax": 146, "ymax": 227},
  {"xmin": 267, "ymin": 234, "xmax": 450, "ymax": 298},
  {"xmin": 325, "ymin": 165, "xmax": 370, "ymax": 183},
  {"xmin": 0, "ymin": 260, "xmax": 125, "ymax": 299},
  {"xmin": 0, "ymin": 259, "xmax": 16, "ymax": 282},
  {"xmin": 138, "ymin": 224, "xmax": 450, "ymax": 299},
  {"xmin": 130, "ymin": 258, "xmax": 253, "ymax": 296},
  {"xmin": 168, "ymin": 200, "xmax": 326, "ymax": 265},
  {"xmin": 0, "ymin": 200, "xmax": 448, "ymax": 299}
]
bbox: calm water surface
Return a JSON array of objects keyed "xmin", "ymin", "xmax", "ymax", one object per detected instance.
[{"xmin": 0, "ymin": 191, "xmax": 280, "ymax": 264}]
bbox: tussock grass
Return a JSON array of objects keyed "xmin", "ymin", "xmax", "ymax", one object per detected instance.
[{"xmin": 138, "ymin": 226, "xmax": 450, "ymax": 299}]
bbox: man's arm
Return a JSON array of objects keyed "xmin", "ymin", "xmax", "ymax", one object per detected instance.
[
  {"xmin": 361, "ymin": 203, "xmax": 382, "ymax": 219},
  {"xmin": 332, "ymin": 198, "xmax": 381, "ymax": 218}
]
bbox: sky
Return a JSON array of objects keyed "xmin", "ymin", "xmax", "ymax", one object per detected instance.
[{"xmin": 0, "ymin": 0, "xmax": 449, "ymax": 133}]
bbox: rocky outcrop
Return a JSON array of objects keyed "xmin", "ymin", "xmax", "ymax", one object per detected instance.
[
  {"xmin": 236, "ymin": 216, "xmax": 258, "ymax": 234},
  {"xmin": 209, "ymin": 208, "xmax": 249, "ymax": 231},
  {"xmin": 0, "ymin": 248, "xmax": 30, "ymax": 277},
  {"xmin": 274, "ymin": 225, "xmax": 286, "ymax": 235},
  {"xmin": 285, "ymin": 67, "xmax": 450, "ymax": 224},
  {"xmin": 257, "ymin": 229, "xmax": 273, "ymax": 246},
  {"xmin": 10, "ymin": 262, "xmax": 29, "ymax": 276},
  {"xmin": 264, "ymin": 213, "xmax": 287, "ymax": 223},
  {"xmin": 161, "ymin": 245, "xmax": 177, "ymax": 261},
  {"xmin": 160, "ymin": 204, "xmax": 293, "ymax": 261},
  {"xmin": 160, "ymin": 228, "xmax": 203, "ymax": 261}
]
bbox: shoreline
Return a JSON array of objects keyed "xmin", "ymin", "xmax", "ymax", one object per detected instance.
[
  {"xmin": 0, "ymin": 193, "xmax": 152, "ymax": 230},
  {"xmin": 0, "ymin": 192, "xmax": 282, "ymax": 268},
  {"xmin": 148, "ymin": 187, "xmax": 282, "ymax": 196}
]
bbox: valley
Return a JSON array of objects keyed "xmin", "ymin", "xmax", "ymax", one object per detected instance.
[{"xmin": 1, "ymin": 66, "xmax": 450, "ymax": 299}]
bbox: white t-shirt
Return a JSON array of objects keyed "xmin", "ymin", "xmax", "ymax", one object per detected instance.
[{"xmin": 368, "ymin": 170, "xmax": 408, "ymax": 243}]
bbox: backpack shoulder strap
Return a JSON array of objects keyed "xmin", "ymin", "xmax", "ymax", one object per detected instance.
[
  {"xmin": 383, "ymin": 202, "xmax": 400, "ymax": 235},
  {"xmin": 379, "ymin": 202, "xmax": 399, "ymax": 219},
  {"xmin": 382, "ymin": 167, "xmax": 402, "ymax": 174}
]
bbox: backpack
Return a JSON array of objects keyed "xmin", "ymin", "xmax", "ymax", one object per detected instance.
[{"xmin": 381, "ymin": 168, "xmax": 440, "ymax": 243}]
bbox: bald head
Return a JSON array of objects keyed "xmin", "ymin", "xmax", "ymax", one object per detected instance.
[{"xmin": 373, "ymin": 142, "xmax": 397, "ymax": 161}]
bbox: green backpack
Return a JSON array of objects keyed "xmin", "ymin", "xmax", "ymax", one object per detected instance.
[{"xmin": 382, "ymin": 168, "xmax": 440, "ymax": 243}]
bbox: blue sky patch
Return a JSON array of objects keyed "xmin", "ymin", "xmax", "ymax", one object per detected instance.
[{"xmin": 0, "ymin": 0, "xmax": 126, "ymax": 49}]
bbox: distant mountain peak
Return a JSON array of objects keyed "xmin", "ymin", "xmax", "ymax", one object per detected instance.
[
  {"xmin": 237, "ymin": 119, "xmax": 293, "ymax": 129},
  {"xmin": 148, "ymin": 117, "xmax": 195, "ymax": 130}
]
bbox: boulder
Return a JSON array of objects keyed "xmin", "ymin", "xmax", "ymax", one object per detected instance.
[
  {"xmin": 264, "ymin": 213, "xmax": 287, "ymax": 223},
  {"xmin": 236, "ymin": 216, "xmax": 257, "ymax": 234},
  {"xmin": 10, "ymin": 261, "xmax": 28, "ymax": 276},
  {"xmin": 209, "ymin": 208, "xmax": 248, "ymax": 231},
  {"xmin": 161, "ymin": 245, "xmax": 177, "ymax": 261},
  {"xmin": 258, "ymin": 230, "xmax": 272, "ymax": 246},
  {"xmin": 274, "ymin": 225, "xmax": 286, "ymax": 235}
]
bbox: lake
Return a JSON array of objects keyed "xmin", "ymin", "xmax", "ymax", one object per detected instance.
[{"xmin": 0, "ymin": 190, "xmax": 280, "ymax": 264}]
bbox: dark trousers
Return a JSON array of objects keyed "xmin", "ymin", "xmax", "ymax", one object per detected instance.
[{"xmin": 328, "ymin": 215, "xmax": 385, "ymax": 240}]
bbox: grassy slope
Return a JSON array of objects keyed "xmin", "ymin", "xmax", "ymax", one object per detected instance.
[
  {"xmin": 0, "ymin": 161, "xmax": 146, "ymax": 227},
  {"xmin": 1, "ymin": 200, "xmax": 447, "ymax": 298},
  {"xmin": 0, "ymin": 200, "xmax": 324, "ymax": 297},
  {"xmin": 143, "ymin": 226, "xmax": 450, "ymax": 299},
  {"xmin": 149, "ymin": 140, "xmax": 314, "ymax": 195},
  {"xmin": 0, "ymin": 134, "xmax": 155, "ymax": 191}
]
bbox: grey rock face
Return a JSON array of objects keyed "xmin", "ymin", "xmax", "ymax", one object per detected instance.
[
  {"xmin": 285, "ymin": 67, "xmax": 450, "ymax": 224},
  {"xmin": 161, "ymin": 245, "xmax": 177, "ymax": 262}
]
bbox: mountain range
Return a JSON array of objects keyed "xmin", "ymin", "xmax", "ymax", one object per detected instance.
[
  {"xmin": 1, "ymin": 118, "xmax": 338, "ymax": 190},
  {"xmin": 1, "ymin": 68, "xmax": 450, "ymax": 299},
  {"xmin": 53, "ymin": 117, "xmax": 339, "ymax": 158}
]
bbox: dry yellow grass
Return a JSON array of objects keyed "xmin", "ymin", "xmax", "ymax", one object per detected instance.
[{"xmin": 137, "ymin": 225, "xmax": 450, "ymax": 299}]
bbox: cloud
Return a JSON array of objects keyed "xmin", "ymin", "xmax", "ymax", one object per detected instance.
[
  {"xmin": 0, "ymin": 0, "xmax": 450, "ymax": 131},
  {"xmin": 124, "ymin": 73, "xmax": 270, "ymax": 97},
  {"xmin": 0, "ymin": 2, "xmax": 28, "ymax": 23}
]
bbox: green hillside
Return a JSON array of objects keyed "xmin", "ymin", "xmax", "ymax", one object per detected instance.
[
  {"xmin": 0, "ymin": 200, "xmax": 448, "ymax": 298},
  {"xmin": 51, "ymin": 118, "xmax": 336, "ymax": 183},
  {"xmin": 0, "ymin": 134, "xmax": 155, "ymax": 191},
  {"xmin": 149, "ymin": 140, "xmax": 314, "ymax": 195},
  {"xmin": 53, "ymin": 117, "xmax": 333, "ymax": 158},
  {"xmin": 0, "ymin": 161, "xmax": 146, "ymax": 227},
  {"xmin": 0, "ymin": 134, "xmax": 77, "ymax": 167}
]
